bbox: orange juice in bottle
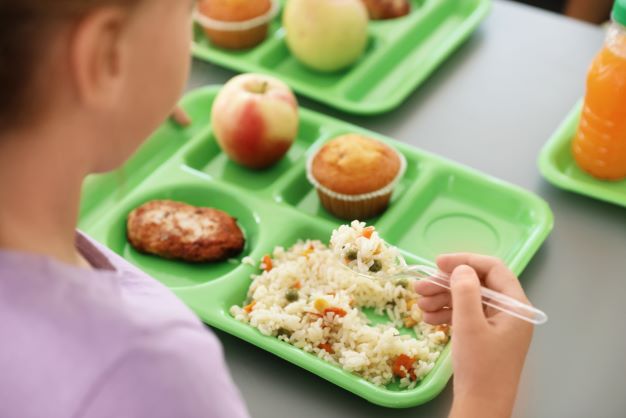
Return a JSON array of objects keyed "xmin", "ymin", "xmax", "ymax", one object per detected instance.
[{"xmin": 572, "ymin": 0, "xmax": 626, "ymax": 180}]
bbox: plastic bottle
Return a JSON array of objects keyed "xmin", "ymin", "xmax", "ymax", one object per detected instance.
[{"xmin": 572, "ymin": 0, "xmax": 626, "ymax": 180}]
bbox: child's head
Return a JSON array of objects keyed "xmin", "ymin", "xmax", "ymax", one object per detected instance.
[{"xmin": 0, "ymin": 0, "xmax": 194, "ymax": 172}]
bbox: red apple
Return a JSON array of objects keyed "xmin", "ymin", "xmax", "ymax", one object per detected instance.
[{"xmin": 211, "ymin": 73, "xmax": 299, "ymax": 169}]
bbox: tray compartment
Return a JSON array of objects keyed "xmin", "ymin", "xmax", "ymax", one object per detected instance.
[
  {"xmin": 343, "ymin": 0, "xmax": 478, "ymax": 103},
  {"xmin": 256, "ymin": 31, "xmax": 381, "ymax": 93},
  {"xmin": 192, "ymin": 219, "xmax": 335, "ymax": 311},
  {"xmin": 382, "ymin": 168, "xmax": 545, "ymax": 269},
  {"xmin": 277, "ymin": 146, "xmax": 422, "ymax": 225},
  {"xmin": 191, "ymin": 0, "xmax": 490, "ymax": 114},
  {"xmin": 183, "ymin": 116, "xmax": 321, "ymax": 191},
  {"xmin": 176, "ymin": 218, "xmax": 454, "ymax": 406},
  {"xmin": 98, "ymin": 182, "xmax": 261, "ymax": 289}
]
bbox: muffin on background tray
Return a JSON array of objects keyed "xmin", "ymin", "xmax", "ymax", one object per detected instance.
[
  {"xmin": 361, "ymin": 0, "xmax": 411, "ymax": 20},
  {"xmin": 307, "ymin": 134, "xmax": 406, "ymax": 220},
  {"xmin": 196, "ymin": 0, "xmax": 278, "ymax": 50}
]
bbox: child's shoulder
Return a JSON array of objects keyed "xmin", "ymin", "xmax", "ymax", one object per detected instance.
[
  {"xmin": 0, "ymin": 240, "xmax": 211, "ymax": 350},
  {"xmin": 0, "ymin": 245, "xmax": 227, "ymax": 417}
]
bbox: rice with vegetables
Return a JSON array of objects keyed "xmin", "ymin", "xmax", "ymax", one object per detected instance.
[
  {"xmin": 330, "ymin": 220, "xmax": 405, "ymax": 276},
  {"xmin": 230, "ymin": 224, "xmax": 450, "ymax": 388}
]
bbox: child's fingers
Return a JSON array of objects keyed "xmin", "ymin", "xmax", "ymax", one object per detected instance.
[
  {"xmin": 417, "ymin": 293, "xmax": 452, "ymax": 313},
  {"xmin": 414, "ymin": 280, "xmax": 448, "ymax": 296},
  {"xmin": 437, "ymin": 253, "xmax": 525, "ymax": 300},
  {"xmin": 171, "ymin": 106, "xmax": 192, "ymax": 127},
  {"xmin": 437, "ymin": 253, "xmax": 500, "ymax": 274},
  {"xmin": 423, "ymin": 309, "xmax": 452, "ymax": 325},
  {"xmin": 436, "ymin": 254, "xmax": 458, "ymax": 273},
  {"xmin": 438, "ymin": 253, "xmax": 507, "ymax": 280},
  {"xmin": 450, "ymin": 265, "xmax": 488, "ymax": 331}
]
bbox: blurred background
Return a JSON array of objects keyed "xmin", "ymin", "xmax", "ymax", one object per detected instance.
[{"xmin": 515, "ymin": 0, "xmax": 613, "ymax": 23}]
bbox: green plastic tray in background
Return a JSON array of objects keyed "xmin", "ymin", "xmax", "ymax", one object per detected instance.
[
  {"xmin": 79, "ymin": 86, "xmax": 552, "ymax": 408},
  {"xmin": 539, "ymin": 102, "xmax": 626, "ymax": 207},
  {"xmin": 192, "ymin": 0, "xmax": 491, "ymax": 115}
]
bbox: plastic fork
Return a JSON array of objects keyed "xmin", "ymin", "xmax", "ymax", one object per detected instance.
[{"xmin": 340, "ymin": 262, "xmax": 548, "ymax": 325}]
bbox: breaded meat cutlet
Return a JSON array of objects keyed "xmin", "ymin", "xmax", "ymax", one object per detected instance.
[{"xmin": 126, "ymin": 200, "xmax": 245, "ymax": 263}]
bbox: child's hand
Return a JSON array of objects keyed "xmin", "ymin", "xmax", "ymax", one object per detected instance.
[
  {"xmin": 414, "ymin": 254, "xmax": 534, "ymax": 418},
  {"xmin": 171, "ymin": 106, "xmax": 192, "ymax": 127}
]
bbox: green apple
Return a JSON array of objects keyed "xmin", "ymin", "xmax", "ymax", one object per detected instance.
[{"xmin": 283, "ymin": 0, "xmax": 369, "ymax": 73}]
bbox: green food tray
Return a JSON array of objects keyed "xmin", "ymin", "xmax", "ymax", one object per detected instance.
[
  {"xmin": 539, "ymin": 102, "xmax": 626, "ymax": 207},
  {"xmin": 79, "ymin": 86, "xmax": 552, "ymax": 408},
  {"xmin": 191, "ymin": 0, "xmax": 491, "ymax": 115}
]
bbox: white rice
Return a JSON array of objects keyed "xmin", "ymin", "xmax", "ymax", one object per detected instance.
[
  {"xmin": 230, "ymin": 227, "xmax": 450, "ymax": 388},
  {"xmin": 330, "ymin": 221, "xmax": 405, "ymax": 277}
]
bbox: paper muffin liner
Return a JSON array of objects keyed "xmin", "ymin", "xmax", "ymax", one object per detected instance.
[
  {"xmin": 306, "ymin": 142, "xmax": 407, "ymax": 220},
  {"xmin": 316, "ymin": 191, "xmax": 394, "ymax": 220},
  {"xmin": 193, "ymin": 0, "xmax": 280, "ymax": 32}
]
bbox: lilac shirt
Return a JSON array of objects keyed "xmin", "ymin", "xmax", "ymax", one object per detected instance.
[{"xmin": 0, "ymin": 232, "xmax": 250, "ymax": 418}]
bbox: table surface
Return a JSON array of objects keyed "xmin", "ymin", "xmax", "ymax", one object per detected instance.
[{"xmin": 186, "ymin": 1, "xmax": 626, "ymax": 417}]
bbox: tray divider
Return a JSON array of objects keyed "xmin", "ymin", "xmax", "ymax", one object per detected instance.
[{"xmin": 374, "ymin": 160, "xmax": 441, "ymax": 237}]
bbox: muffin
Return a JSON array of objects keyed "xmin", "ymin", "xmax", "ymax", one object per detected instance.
[
  {"xmin": 307, "ymin": 134, "xmax": 406, "ymax": 220},
  {"xmin": 196, "ymin": 0, "xmax": 278, "ymax": 50},
  {"xmin": 361, "ymin": 0, "xmax": 411, "ymax": 20}
]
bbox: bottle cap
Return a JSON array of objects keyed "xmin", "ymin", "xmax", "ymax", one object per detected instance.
[{"xmin": 613, "ymin": 0, "xmax": 626, "ymax": 27}]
